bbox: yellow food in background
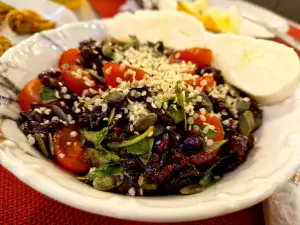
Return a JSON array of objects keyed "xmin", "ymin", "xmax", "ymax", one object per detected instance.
[
  {"xmin": 202, "ymin": 6, "xmax": 240, "ymax": 33},
  {"xmin": 0, "ymin": 35, "xmax": 14, "ymax": 56},
  {"xmin": 7, "ymin": 10, "xmax": 56, "ymax": 35},
  {"xmin": 177, "ymin": 0, "xmax": 240, "ymax": 34},
  {"xmin": 50, "ymin": 0, "xmax": 82, "ymax": 10}
]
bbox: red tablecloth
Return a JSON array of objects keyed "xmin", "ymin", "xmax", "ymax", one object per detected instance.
[
  {"xmin": 0, "ymin": 166, "xmax": 265, "ymax": 225},
  {"xmin": 1, "ymin": 1, "xmax": 300, "ymax": 224}
]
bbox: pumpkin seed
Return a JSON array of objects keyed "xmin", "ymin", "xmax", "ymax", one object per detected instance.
[
  {"xmin": 93, "ymin": 175, "xmax": 116, "ymax": 191},
  {"xmin": 138, "ymin": 175, "xmax": 157, "ymax": 190},
  {"xmin": 180, "ymin": 184, "xmax": 204, "ymax": 195},
  {"xmin": 48, "ymin": 133, "xmax": 54, "ymax": 155},
  {"xmin": 176, "ymin": 91, "xmax": 187, "ymax": 131},
  {"xmin": 105, "ymin": 92, "xmax": 125, "ymax": 104},
  {"xmin": 239, "ymin": 110, "xmax": 255, "ymax": 135},
  {"xmin": 141, "ymin": 183, "xmax": 157, "ymax": 190},
  {"xmin": 52, "ymin": 105, "xmax": 67, "ymax": 121},
  {"xmin": 133, "ymin": 113, "xmax": 157, "ymax": 132},
  {"xmin": 236, "ymin": 99, "xmax": 251, "ymax": 113},
  {"xmin": 152, "ymin": 124, "xmax": 165, "ymax": 137},
  {"xmin": 102, "ymin": 44, "xmax": 114, "ymax": 58},
  {"xmin": 108, "ymin": 107, "xmax": 116, "ymax": 125},
  {"xmin": 35, "ymin": 133, "xmax": 49, "ymax": 157},
  {"xmin": 86, "ymin": 69, "xmax": 105, "ymax": 83}
]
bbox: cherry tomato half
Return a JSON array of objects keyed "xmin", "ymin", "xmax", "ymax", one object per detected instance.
[
  {"xmin": 103, "ymin": 62, "xmax": 147, "ymax": 88},
  {"xmin": 62, "ymin": 65, "xmax": 96, "ymax": 95},
  {"xmin": 53, "ymin": 126, "xmax": 89, "ymax": 173},
  {"xmin": 59, "ymin": 48, "xmax": 82, "ymax": 70},
  {"xmin": 187, "ymin": 76, "xmax": 215, "ymax": 92},
  {"xmin": 195, "ymin": 112, "xmax": 224, "ymax": 154},
  {"xmin": 173, "ymin": 48, "xmax": 213, "ymax": 67},
  {"xmin": 19, "ymin": 78, "xmax": 42, "ymax": 111}
]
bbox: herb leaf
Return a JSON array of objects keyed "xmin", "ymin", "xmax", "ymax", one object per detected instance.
[
  {"xmin": 82, "ymin": 126, "xmax": 111, "ymax": 150},
  {"xmin": 127, "ymin": 138, "xmax": 154, "ymax": 165},
  {"xmin": 199, "ymin": 170, "xmax": 214, "ymax": 187},
  {"xmin": 166, "ymin": 105, "xmax": 184, "ymax": 124},
  {"xmin": 87, "ymin": 164, "xmax": 124, "ymax": 181},
  {"xmin": 40, "ymin": 86, "xmax": 56, "ymax": 103},
  {"xmin": 199, "ymin": 156, "xmax": 230, "ymax": 188},
  {"xmin": 205, "ymin": 140, "xmax": 227, "ymax": 153},
  {"xmin": 176, "ymin": 91, "xmax": 187, "ymax": 131},
  {"xmin": 107, "ymin": 126, "xmax": 154, "ymax": 149}
]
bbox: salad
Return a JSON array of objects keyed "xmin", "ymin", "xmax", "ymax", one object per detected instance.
[{"xmin": 18, "ymin": 36, "xmax": 262, "ymax": 196}]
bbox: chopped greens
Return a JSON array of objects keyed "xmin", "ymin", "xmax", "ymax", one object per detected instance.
[
  {"xmin": 82, "ymin": 126, "xmax": 111, "ymax": 150},
  {"xmin": 107, "ymin": 126, "xmax": 154, "ymax": 149},
  {"xmin": 85, "ymin": 164, "xmax": 124, "ymax": 182},
  {"xmin": 176, "ymin": 91, "xmax": 187, "ymax": 131},
  {"xmin": 166, "ymin": 104, "xmax": 184, "ymax": 124},
  {"xmin": 127, "ymin": 138, "xmax": 154, "ymax": 165},
  {"xmin": 205, "ymin": 140, "xmax": 227, "ymax": 153},
  {"xmin": 40, "ymin": 86, "xmax": 56, "ymax": 103}
]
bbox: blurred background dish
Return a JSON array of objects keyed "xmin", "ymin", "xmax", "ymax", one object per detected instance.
[
  {"xmin": 121, "ymin": 0, "xmax": 289, "ymax": 38},
  {"xmin": 0, "ymin": 0, "xmax": 77, "ymax": 46}
]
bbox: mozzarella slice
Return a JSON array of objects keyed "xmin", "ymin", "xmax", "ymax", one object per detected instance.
[
  {"xmin": 207, "ymin": 33, "xmax": 300, "ymax": 105},
  {"xmin": 107, "ymin": 11, "xmax": 207, "ymax": 50}
]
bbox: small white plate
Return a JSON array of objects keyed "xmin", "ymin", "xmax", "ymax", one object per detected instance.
[
  {"xmin": 124, "ymin": 0, "xmax": 290, "ymax": 38},
  {"xmin": 1, "ymin": 0, "xmax": 78, "ymax": 44}
]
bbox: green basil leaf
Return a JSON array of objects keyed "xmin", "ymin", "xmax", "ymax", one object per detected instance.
[
  {"xmin": 82, "ymin": 126, "xmax": 111, "ymax": 150},
  {"xmin": 205, "ymin": 140, "xmax": 227, "ymax": 153},
  {"xmin": 99, "ymin": 150, "xmax": 120, "ymax": 164},
  {"xmin": 40, "ymin": 86, "xmax": 56, "ymax": 103},
  {"xmin": 202, "ymin": 125, "xmax": 219, "ymax": 139},
  {"xmin": 199, "ymin": 170, "xmax": 214, "ymax": 187},
  {"xmin": 86, "ymin": 164, "xmax": 124, "ymax": 181},
  {"xmin": 166, "ymin": 105, "xmax": 184, "ymax": 124},
  {"xmin": 107, "ymin": 126, "xmax": 154, "ymax": 149},
  {"xmin": 127, "ymin": 138, "xmax": 154, "ymax": 165}
]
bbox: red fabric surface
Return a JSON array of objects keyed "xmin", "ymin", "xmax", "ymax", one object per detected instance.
[{"xmin": 0, "ymin": 166, "xmax": 265, "ymax": 225}]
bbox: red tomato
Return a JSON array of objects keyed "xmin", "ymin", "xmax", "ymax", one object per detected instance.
[
  {"xmin": 59, "ymin": 48, "xmax": 82, "ymax": 70},
  {"xmin": 53, "ymin": 126, "xmax": 89, "ymax": 173},
  {"xmin": 62, "ymin": 65, "xmax": 96, "ymax": 95},
  {"xmin": 195, "ymin": 112, "xmax": 224, "ymax": 154},
  {"xmin": 103, "ymin": 62, "xmax": 147, "ymax": 87},
  {"xmin": 187, "ymin": 76, "xmax": 215, "ymax": 92},
  {"xmin": 173, "ymin": 48, "xmax": 213, "ymax": 67},
  {"xmin": 19, "ymin": 78, "xmax": 42, "ymax": 111}
]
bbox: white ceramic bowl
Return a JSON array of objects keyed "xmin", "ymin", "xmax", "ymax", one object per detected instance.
[{"xmin": 1, "ymin": 15, "xmax": 300, "ymax": 222}]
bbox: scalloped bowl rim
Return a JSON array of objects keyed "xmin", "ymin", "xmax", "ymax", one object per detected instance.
[{"xmin": 0, "ymin": 19, "xmax": 300, "ymax": 222}]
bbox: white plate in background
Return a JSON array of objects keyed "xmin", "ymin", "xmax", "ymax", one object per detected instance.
[
  {"xmin": 1, "ymin": 0, "xmax": 78, "ymax": 44},
  {"xmin": 126, "ymin": 0, "xmax": 290, "ymax": 38}
]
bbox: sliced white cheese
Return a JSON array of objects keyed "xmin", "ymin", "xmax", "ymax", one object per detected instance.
[
  {"xmin": 107, "ymin": 10, "xmax": 207, "ymax": 50},
  {"xmin": 207, "ymin": 33, "xmax": 300, "ymax": 105}
]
